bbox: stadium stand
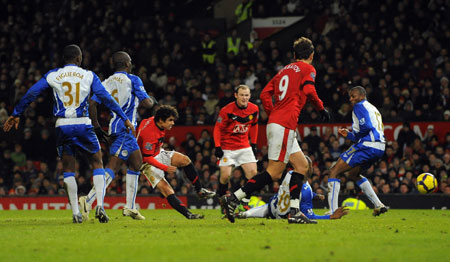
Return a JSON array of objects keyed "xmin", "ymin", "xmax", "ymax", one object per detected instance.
[{"xmin": 0, "ymin": 0, "xmax": 449, "ymax": 198}]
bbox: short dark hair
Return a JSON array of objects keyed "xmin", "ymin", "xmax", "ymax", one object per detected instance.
[
  {"xmin": 62, "ymin": 44, "xmax": 82, "ymax": 62},
  {"xmin": 155, "ymin": 105, "xmax": 179, "ymax": 122},
  {"xmin": 350, "ymin": 86, "xmax": 367, "ymax": 96},
  {"xmin": 293, "ymin": 37, "xmax": 314, "ymax": 60},
  {"xmin": 112, "ymin": 51, "xmax": 130, "ymax": 70}
]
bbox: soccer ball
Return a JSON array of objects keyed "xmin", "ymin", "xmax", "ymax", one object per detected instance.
[{"xmin": 416, "ymin": 173, "xmax": 437, "ymax": 194}]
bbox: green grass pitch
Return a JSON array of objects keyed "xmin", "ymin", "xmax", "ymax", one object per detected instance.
[{"xmin": 0, "ymin": 209, "xmax": 448, "ymax": 262}]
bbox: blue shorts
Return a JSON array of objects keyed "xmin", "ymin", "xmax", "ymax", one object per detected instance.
[
  {"xmin": 340, "ymin": 142, "xmax": 384, "ymax": 170},
  {"xmin": 56, "ymin": 124, "xmax": 100, "ymax": 157},
  {"xmin": 109, "ymin": 131, "xmax": 140, "ymax": 161}
]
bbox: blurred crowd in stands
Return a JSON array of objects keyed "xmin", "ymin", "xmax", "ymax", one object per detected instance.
[{"xmin": 0, "ymin": 0, "xmax": 449, "ymax": 197}]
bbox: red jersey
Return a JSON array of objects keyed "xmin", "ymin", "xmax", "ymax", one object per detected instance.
[
  {"xmin": 137, "ymin": 116, "xmax": 168, "ymax": 171},
  {"xmin": 260, "ymin": 61, "xmax": 324, "ymax": 130},
  {"xmin": 214, "ymin": 101, "xmax": 259, "ymax": 150}
]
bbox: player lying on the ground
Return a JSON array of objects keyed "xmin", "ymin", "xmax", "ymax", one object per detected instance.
[
  {"xmin": 137, "ymin": 105, "xmax": 215, "ymax": 219},
  {"xmin": 237, "ymin": 170, "xmax": 348, "ymax": 220}
]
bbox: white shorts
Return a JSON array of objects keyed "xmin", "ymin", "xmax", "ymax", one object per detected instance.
[
  {"xmin": 140, "ymin": 150, "xmax": 175, "ymax": 188},
  {"xmin": 267, "ymin": 123, "xmax": 301, "ymax": 164},
  {"xmin": 219, "ymin": 147, "xmax": 257, "ymax": 167}
]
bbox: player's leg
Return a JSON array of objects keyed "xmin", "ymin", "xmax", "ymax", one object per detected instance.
[
  {"xmin": 287, "ymin": 149, "xmax": 308, "ymax": 212},
  {"xmin": 83, "ymin": 156, "xmax": 119, "ymax": 214},
  {"xmin": 55, "ymin": 125, "xmax": 84, "ymax": 223},
  {"xmin": 89, "ymin": 150, "xmax": 110, "ymax": 223},
  {"xmin": 220, "ymin": 123, "xmax": 288, "ymax": 222},
  {"xmin": 85, "ymin": 133, "xmax": 130, "ymax": 206},
  {"xmin": 239, "ymin": 162, "xmax": 257, "ymax": 209},
  {"xmin": 237, "ymin": 203, "xmax": 270, "ymax": 219},
  {"xmin": 171, "ymin": 151, "xmax": 215, "ymax": 199},
  {"xmin": 328, "ymin": 159, "xmax": 352, "ymax": 214},
  {"xmin": 122, "ymin": 149, "xmax": 145, "ymax": 220},
  {"xmin": 157, "ymin": 179, "xmax": 203, "ymax": 219},
  {"xmin": 348, "ymin": 171, "xmax": 387, "ymax": 216},
  {"xmin": 61, "ymin": 153, "xmax": 82, "ymax": 223},
  {"xmin": 218, "ymin": 165, "xmax": 232, "ymax": 197}
]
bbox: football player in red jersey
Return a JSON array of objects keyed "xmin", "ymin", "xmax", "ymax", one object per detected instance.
[
  {"xmin": 213, "ymin": 85, "xmax": 259, "ymax": 209},
  {"xmin": 137, "ymin": 105, "xmax": 215, "ymax": 219},
  {"xmin": 220, "ymin": 37, "xmax": 330, "ymax": 224}
]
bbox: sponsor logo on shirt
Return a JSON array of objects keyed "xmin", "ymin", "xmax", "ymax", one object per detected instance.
[
  {"xmin": 359, "ymin": 118, "xmax": 365, "ymax": 125},
  {"xmin": 145, "ymin": 142, "xmax": 153, "ymax": 151},
  {"xmin": 232, "ymin": 124, "xmax": 249, "ymax": 134}
]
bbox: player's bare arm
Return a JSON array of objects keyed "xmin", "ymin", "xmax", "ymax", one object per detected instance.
[{"xmin": 330, "ymin": 207, "xmax": 349, "ymax": 219}]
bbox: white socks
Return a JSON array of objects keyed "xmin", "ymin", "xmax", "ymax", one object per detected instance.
[
  {"xmin": 357, "ymin": 176, "xmax": 383, "ymax": 208},
  {"xmin": 234, "ymin": 188, "xmax": 247, "ymax": 201},
  {"xmin": 126, "ymin": 170, "xmax": 140, "ymax": 209},
  {"xmin": 327, "ymin": 178, "xmax": 341, "ymax": 213},
  {"xmin": 92, "ymin": 169, "xmax": 106, "ymax": 207},
  {"xmin": 63, "ymin": 173, "xmax": 79, "ymax": 215},
  {"xmin": 87, "ymin": 168, "xmax": 114, "ymax": 205}
]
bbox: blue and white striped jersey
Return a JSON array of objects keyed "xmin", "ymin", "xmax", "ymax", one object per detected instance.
[
  {"xmin": 347, "ymin": 100, "xmax": 385, "ymax": 144},
  {"xmin": 12, "ymin": 64, "xmax": 127, "ymax": 121},
  {"xmin": 92, "ymin": 72, "xmax": 149, "ymax": 135}
]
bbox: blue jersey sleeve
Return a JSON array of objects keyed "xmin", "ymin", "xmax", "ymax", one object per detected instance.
[
  {"xmin": 348, "ymin": 102, "xmax": 373, "ymax": 142},
  {"xmin": 90, "ymin": 73, "xmax": 127, "ymax": 121},
  {"xmin": 306, "ymin": 213, "xmax": 331, "ymax": 220},
  {"xmin": 12, "ymin": 77, "xmax": 50, "ymax": 116},
  {"xmin": 90, "ymin": 94, "xmax": 101, "ymax": 104},
  {"xmin": 131, "ymin": 75, "xmax": 150, "ymax": 101}
]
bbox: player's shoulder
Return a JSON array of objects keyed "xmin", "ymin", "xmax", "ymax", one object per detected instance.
[
  {"xmin": 222, "ymin": 101, "xmax": 236, "ymax": 110},
  {"xmin": 127, "ymin": 73, "xmax": 143, "ymax": 83},
  {"xmin": 44, "ymin": 67, "xmax": 61, "ymax": 78},
  {"xmin": 248, "ymin": 102, "xmax": 259, "ymax": 111},
  {"xmin": 139, "ymin": 116, "xmax": 154, "ymax": 129}
]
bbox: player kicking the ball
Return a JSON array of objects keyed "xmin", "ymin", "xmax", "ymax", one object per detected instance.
[
  {"xmin": 327, "ymin": 86, "xmax": 387, "ymax": 216},
  {"xmin": 137, "ymin": 105, "xmax": 215, "ymax": 219}
]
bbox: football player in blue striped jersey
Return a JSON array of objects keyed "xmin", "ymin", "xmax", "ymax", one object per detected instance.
[
  {"xmin": 79, "ymin": 51, "xmax": 155, "ymax": 221},
  {"xmin": 3, "ymin": 45, "xmax": 134, "ymax": 223},
  {"xmin": 327, "ymin": 86, "xmax": 387, "ymax": 216}
]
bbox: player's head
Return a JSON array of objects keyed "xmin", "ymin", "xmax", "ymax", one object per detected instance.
[
  {"xmin": 293, "ymin": 37, "xmax": 314, "ymax": 63},
  {"xmin": 112, "ymin": 51, "xmax": 132, "ymax": 72},
  {"xmin": 155, "ymin": 105, "xmax": 179, "ymax": 130},
  {"xmin": 234, "ymin": 85, "xmax": 251, "ymax": 108},
  {"xmin": 349, "ymin": 86, "xmax": 367, "ymax": 105},
  {"xmin": 63, "ymin": 44, "xmax": 82, "ymax": 65}
]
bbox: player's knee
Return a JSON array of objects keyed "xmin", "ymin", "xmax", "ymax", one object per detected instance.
[
  {"xmin": 181, "ymin": 155, "xmax": 191, "ymax": 167},
  {"xmin": 128, "ymin": 163, "xmax": 141, "ymax": 173}
]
